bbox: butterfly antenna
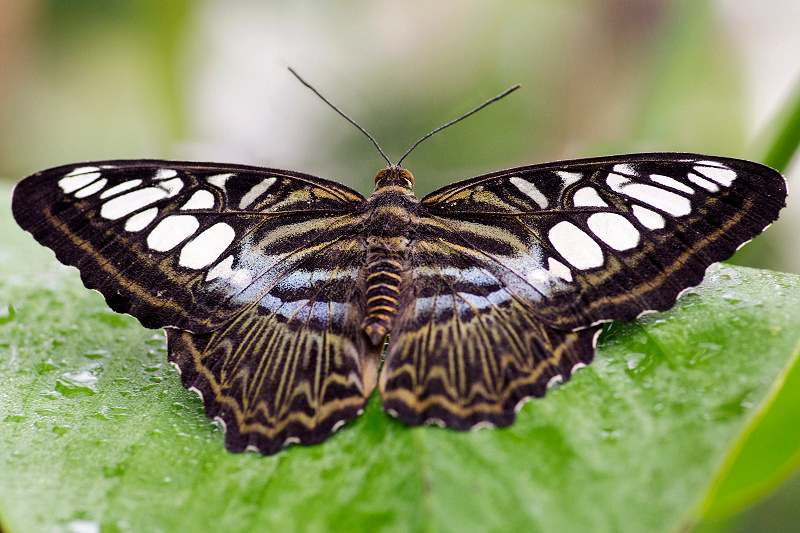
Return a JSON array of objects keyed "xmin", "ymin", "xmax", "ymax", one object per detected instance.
[
  {"xmin": 288, "ymin": 67, "xmax": 392, "ymax": 166},
  {"xmin": 396, "ymin": 84, "xmax": 521, "ymax": 166}
]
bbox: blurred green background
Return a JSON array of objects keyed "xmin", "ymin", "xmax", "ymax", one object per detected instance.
[
  {"xmin": 1, "ymin": 1, "xmax": 797, "ymax": 271},
  {"xmin": 0, "ymin": 1, "xmax": 798, "ymax": 532}
]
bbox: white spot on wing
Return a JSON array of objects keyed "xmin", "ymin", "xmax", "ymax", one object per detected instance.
[
  {"xmin": 206, "ymin": 255, "xmax": 233, "ymax": 281},
  {"xmin": 548, "ymin": 221, "xmax": 604, "ymax": 269},
  {"xmin": 74, "ymin": 178, "xmax": 108, "ymax": 198},
  {"xmin": 612, "ymin": 163, "xmax": 636, "ymax": 176},
  {"xmin": 169, "ymin": 360, "xmax": 183, "ymax": 375},
  {"xmin": 179, "ymin": 223, "xmax": 236, "ymax": 269},
  {"xmin": 100, "ymin": 179, "xmax": 141, "ymax": 199},
  {"xmin": 556, "ymin": 171, "xmax": 582, "ymax": 187},
  {"xmin": 101, "ymin": 188, "xmax": 167, "ymax": 220},
  {"xmin": 514, "ymin": 396, "xmax": 534, "ymax": 413},
  {"xmin": 590, "ymin": 328, "xmax": 603, "ymax": 349},
  {"xmin": 632, "ymin": 205, "xmax": 665, "ymax": 229},
  {"xmin": 496, "ymin": 246, "xmax": 559, "ymax": 295},
  {"xmin": 207, "ymin": 173, "xmax": 234, "ymax": 188},
  {"xmin": 158, "ymin": 177, "xmax": 184, "ymax": 197},
  {"xmin": 147, "ymin": 215, "xmax": 199, "ymax": 252},
  {"xmin": 573, "ymin": 187, "xmax": 607, "ymax": 207},
  {"xmin": 155, "ymin": 168, "xmax": 178, "ymax": 180},
  {"xmin": 687, "ymin": 172, "xmax": 719, "ymax": 192},
  {"xmin": 64, "ymin": 166, "xmax": 100, "ymax": 177},
  {"xmin": 547, "ymin": 257, "xmax": 573, "ymax": 282},
  {"xmin": 59, "ymin": 171, "xmax": 101, "ymax": 193},
  {"xmin": 206, "ymin": 255, "xmax": 253, "ymax": 287},
  {"xmin": 606, "ymin": 173, "xmax": 691, "ymax": 216},
  {"xmin": 424, "ymin": 418, "xmax": 447, "ymax": 428},
  {"xmin": 650, "ymin": 174, "xmax": 694, "ymax": 194},
  {"xmin": 546, "ymin": 374, "xmax": 563, "ymax": 388},
  {"xmin": 181, "ymin": 190, "xmax": 215, "ymax": 210},
  {"xmin": 587, "ymin": 212, "xmax": 640, "ymax": 250},
  {"xmin": 510, "ymin": 177, "xmax": 548, "ymax": 208},
  {"xmin": 239, "ymin": 177, "xmax": 277, "ymax": 209},
  {"xmin": 229, "ymin": 267, "xmax": 254, "ymax": 288},
  {"xmin": 460, "ymin": 267, "xmax": 500, "ymax": 287},
  {"xmin": 124, "ymin": 207, "xmax": 158, "ymax": 232},
  {"xmin": 499, "ymin": 254, "xmax": 554, "ymax": 289},
  {"xmin": 693, "ymin": 165, "xmax": 737, "ymax": 187},
  {"xmin": 694, "ymin": 159, "xmax": 727, "ymax": 168},
  {"xmin": 522, "ymin": 270, "xmax": 555, "ymax": 285}
]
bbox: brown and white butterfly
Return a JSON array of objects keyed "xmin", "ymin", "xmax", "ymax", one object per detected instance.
[{"xmin": 12, "ymin": 74, "xmax": 786, "ymax": 454}]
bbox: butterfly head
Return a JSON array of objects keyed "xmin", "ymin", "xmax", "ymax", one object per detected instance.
[{"xmin": 375, "ymin": 165, "xmax": 414, "ymax": 189}]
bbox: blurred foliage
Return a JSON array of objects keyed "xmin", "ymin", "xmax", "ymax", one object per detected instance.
[
  {"xmin": 0, "ymin": 1, "xmax": 754, "ymax": 186},
  {"xmin": 761, "ymin": 81, "xmax": 800, "ymax": 173},
  {"xmin": 1, "ymin": 1, "xmax": 799, "ymax": 532}
]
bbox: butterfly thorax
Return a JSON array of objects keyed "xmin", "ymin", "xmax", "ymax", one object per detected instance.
[{"xmin": 361, "ymin": 166, "xmax": 419, "ymax": 345}]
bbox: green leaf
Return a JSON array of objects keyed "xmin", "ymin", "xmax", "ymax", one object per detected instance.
[
  {"xmin": 1, "ymin": 184, "xmax": 799, "ymax": 533},
  {"xmin": 693, "ymin": 344, "xmax": 800, "ymax": 520},
  {"xmin": 759, "ymin": 78, "xmax": 800, "ymax": 174},
  {"xmin": 686, "ymin": 58, "xmax": 800, "ymax": 533}
]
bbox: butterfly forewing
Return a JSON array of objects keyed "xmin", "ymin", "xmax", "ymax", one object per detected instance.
[
  {"xmin": 423, "ymin": 154, "xmax": 786, "ymax": 330},
  {"xmin": 12, "ymin": 160, "xmax": 366, "ymax": 332}
]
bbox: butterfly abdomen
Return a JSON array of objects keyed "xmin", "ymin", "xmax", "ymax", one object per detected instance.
[{"xmin": 361, "ymin": 236, "xmax": 409, "ymax": 345}]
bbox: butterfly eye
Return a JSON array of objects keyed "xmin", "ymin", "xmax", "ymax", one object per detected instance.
[
  {"xmin": 374, "ymin": 169, "xmax": 388, "ymax": 183},
  {"xmin": 374, "ymin": 167, "xmax": 414, "ymax": 187}
]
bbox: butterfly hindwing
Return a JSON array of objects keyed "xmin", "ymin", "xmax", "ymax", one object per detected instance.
[
  {"xmin": 167, "ymin": 236, "xmax": 381, "ymax": 453},
  {"xmin": 423, "ymin": 154, "xmax": 786, "ymax": 330},
  {"xmin": 380, "ymin": 235, "xmax": 602, "ymax": 428},
  {"xmin": 12, "ymin": 160, "xmax": 366, "ymax": 332}
]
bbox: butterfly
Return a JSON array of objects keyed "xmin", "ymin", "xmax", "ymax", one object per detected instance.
[{"xmin": 11, "ymin": 74, "xmax": 787, "ymax": 455}]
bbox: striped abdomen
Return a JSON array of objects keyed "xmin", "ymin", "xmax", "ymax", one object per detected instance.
[{"xmin": 361, "ymin": 236, "xmax": 408, "ymax": 345}]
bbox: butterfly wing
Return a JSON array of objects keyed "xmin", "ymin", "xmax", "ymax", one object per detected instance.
[
  {"xmin": 380, "ymin": 153, "xmax": 785, "ymax": 428},
  {"xmin": 13, "ymin": 160, "xmax": 380, "ymax": 452},
  {"xmin": 12, "ymin": 160, "xmax": 366, "ymax": 331},
  {"xmin": 167, "ymin": 235, "xmax": 380, "ymax": 453},
  {"xmin": 380, "ymin": 233, "xmax": 602, "ymax": 428},
  {"xmin": 422, "ymin": 153, "xmax": 786, "ymax": 330}
]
